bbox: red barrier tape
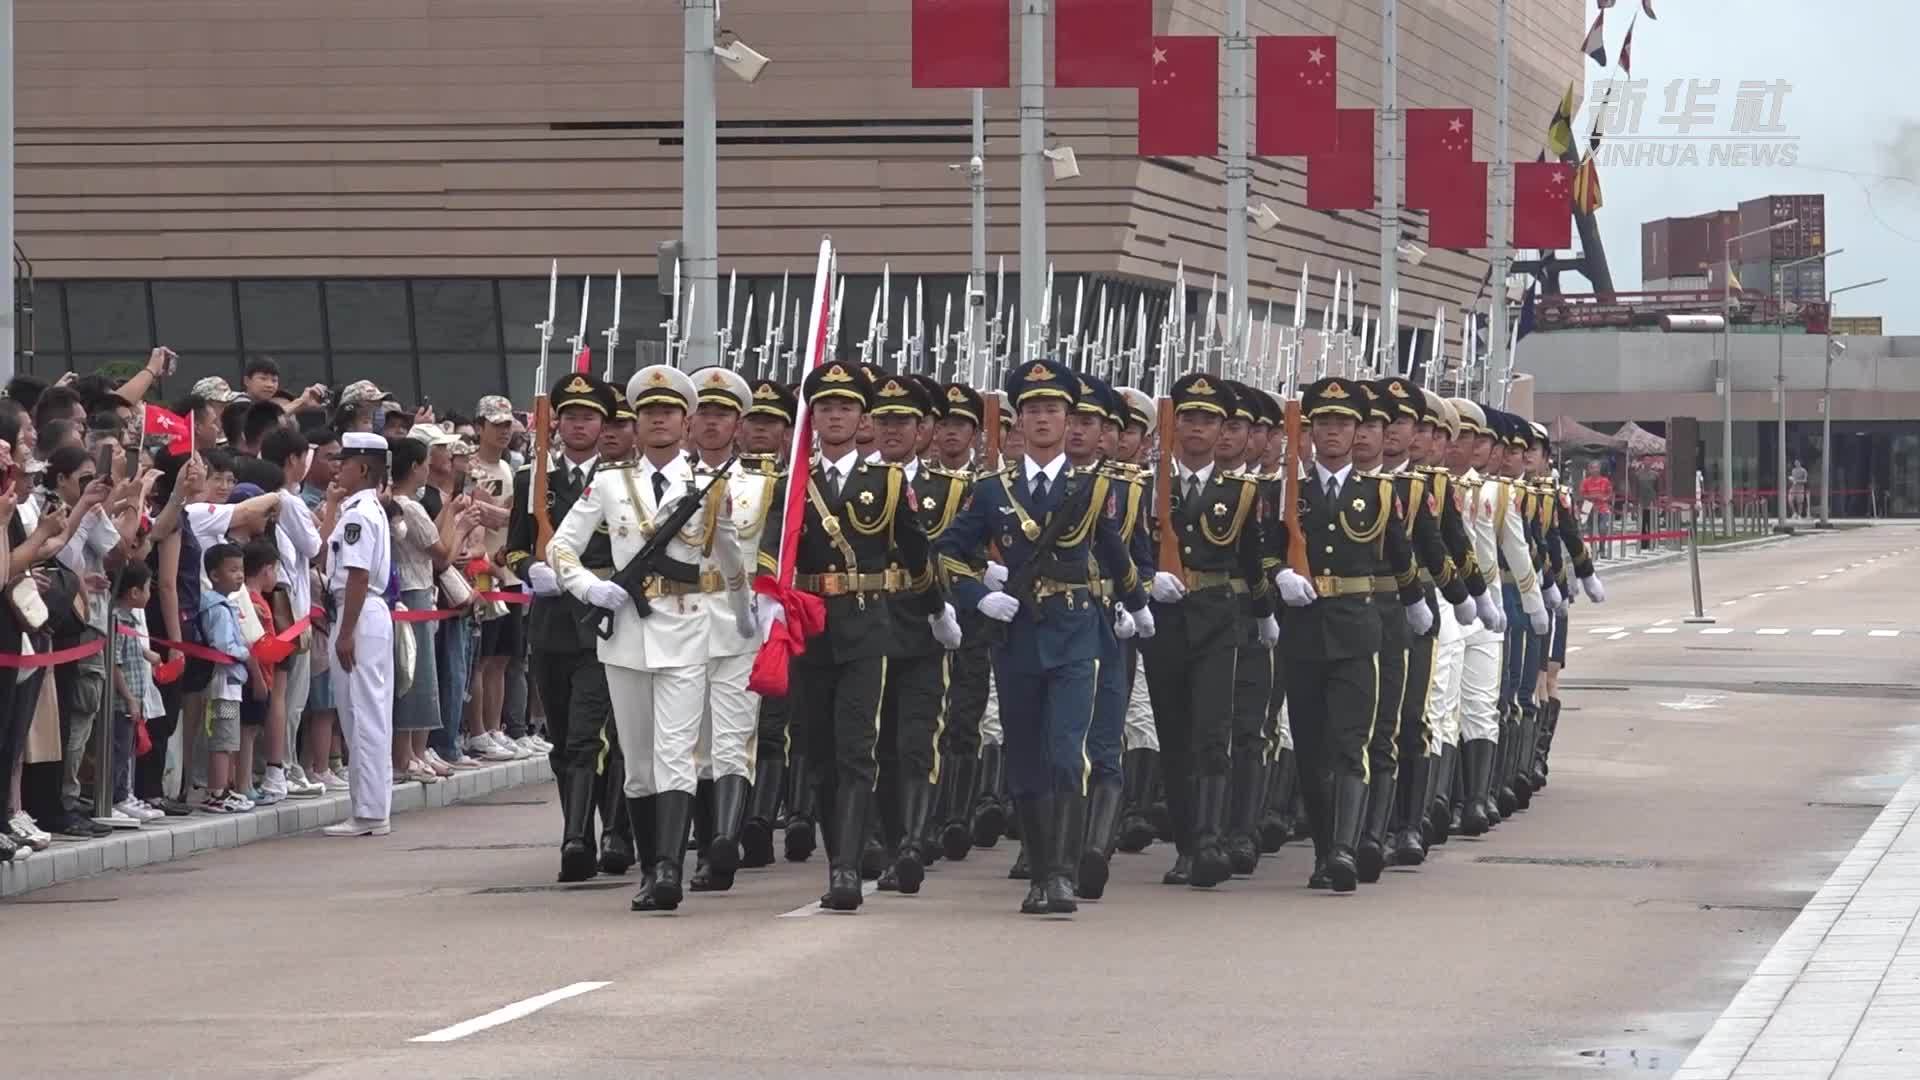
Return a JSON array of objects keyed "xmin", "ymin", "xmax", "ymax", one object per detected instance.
[
  {"xmin": 0, "ymin": 637, "xmax": 106, "ymax": 669},
  {"xmin": 1583, "ymin": 530, "xmax": 1691, "ymax": 544}
]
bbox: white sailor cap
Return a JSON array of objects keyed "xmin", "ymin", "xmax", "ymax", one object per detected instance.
[{"xmin": 340, "ymin": 432, "xmax": 391, "ymax": 457}]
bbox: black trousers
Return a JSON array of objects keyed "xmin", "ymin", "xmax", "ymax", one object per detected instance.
[
  {"xmin": 939, "ymin": 642, "xmax": 992, "ymax": 766},
  {"xmin": 878, "ymin": 651, "xmax": 949, "ymax": 787},
  {"xmin": 1285, "ymin": 653, "xmax": 1380, "ymax": 786},
  {"xmin": 1366, "ymin": 642, "xmax": 1408, "ymax": 778},
  {"xmin": 1232, "ymin": 640, "xmax": 1273, "ymax": 762},
  {"xmin": 1141, "ymin": 608, "xmax": 1238, "ymax": 780},
  {"xmin": 757, "ymin": 693, "xmax": 790, "ymax": 763},
  {"xmin": 529, "ymin": 647, "xmax": 614, "ymax": 777},
  {"xmin": 792, "ymin": 654, "xmax": 888, "ymax": 798},
  {"xmin": 1400, "ymin": 633, "xmax": 1437, "ymax": 765}
]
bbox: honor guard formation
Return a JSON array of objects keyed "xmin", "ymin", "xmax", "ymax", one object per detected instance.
[{"xmin": 509, "ymin": 331, "xmax": 1607, "ymax": 915}]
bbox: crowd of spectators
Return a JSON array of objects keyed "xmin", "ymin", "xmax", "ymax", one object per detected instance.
[{"xmin": 0, "ymin": 351, "xmax": 555, "ymax": 861}]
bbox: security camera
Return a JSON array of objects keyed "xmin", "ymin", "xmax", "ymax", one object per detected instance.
[
  {"xmin": 1043, "ymin": 146, "xmax": 1080, "ymax": 181},
  {"xmin": 1396, "ymin": 240, "xmax": 1428, "ymax": 266},
  {"xmin": 1829, "ymin": 339, "xmax": 1848, "ymax": 356},
  {"xmin": 714, "ymin": 38, "xmax": 770, "ymax": 84},
  {"xmin": 1248, "ymin": 203, "xmax": 1281, "ymax": 233}
]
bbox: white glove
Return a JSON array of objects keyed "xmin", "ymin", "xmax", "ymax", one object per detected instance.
[
  {"xmin": 1150, "ymin": 571, "xmax": 1187, "ymax": 605},
  {"xmin": 1474, "ymin": 592, "xmax": 1504, "ymax": 633},
  {"xmin": 984, "ymin": 561, "xmax": 1009, "ymax": 592},
  {"xmin": 1112, "ymin": 606, "xmax": 1137, "ymax": 641},
  {"xmin": 1131, "ymin": 604, "xmax": 1157, "ymax": 640},
  {"xmin": 526, "ymin": 561, "xmax": 561, "ymax": 597},
  {"xmin": 1581, "ymin": 574, "xmax": 1606, "ymax": 604},
  {"xmin": 585, "ymin": 580, "xmax": 630, "ymax": 612},
  {"xmin": 1529, "ymin": 609, "xmax": 1551, "ymax": 636},
  {"xmin": 755, "ymin": 597, "xmax": 787, "ymax": 643},
  {"xmin": 1405, "ymin": 601, "xmax": 1435, "ymax": 636},
  {"xmin": 1257, "ymin": 614, "xmax": 1280, "ymax": 647},
  {"xmin": 1543, "ymin": 583, "xmax": 1563, "ymax": 612},
  {"xmin": 929, "ymin": 603, "xmax": 963, "ymax": 649},
  {"xmin": 977, "ymin": 592, "xmax": 1021, "ymax": 623},
  {"xmin": 1274, "ymin": 568, "xmax": 1318, "ymax": 608},
  {"xmin": 1452, "ymin": 597, "xmax": 1478, "ymax": 626}
]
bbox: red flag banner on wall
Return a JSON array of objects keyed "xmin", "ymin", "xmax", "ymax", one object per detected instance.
[
  {"xmin": 911, "ymin": 0, "xmax": 1011, "ymax": 89},
  {"xmin": 1426, "ymin": 161, "xmax": 1488, "ymax": 249},
  {"xmin": 1513, "ymin": 161, "xmax": 1575, "ymax": 249},
  {"xmin": 1138, "ymin": 36, "xmax": 1219, "ymax": 157},
  {"xmin": 1405, "ymin": 107, "xmax": 1474, "ymax": 209},
  {"xmin": 1254, "ymin": 35, "xmax": 1338, "ymax": 156},
  {"xmin": 1057, "ymin": 0, "xmax": 1151, "ymax": 88},
  {"xmin": 1307, "ymin": 108, "xmax": 1375, "ymax": 211}
]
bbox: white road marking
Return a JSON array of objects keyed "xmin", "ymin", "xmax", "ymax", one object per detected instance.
[
  {"xmin": 1721, "ymin": 600, "xmax": 1739, "ymax": 606},
  {"xmin": 1644, "ymin": 627, "xmax": 1678, "ymax": 635},
  {"xmin": 1608, "ymin": 631, "xmax": 1630, "ymax": 641},
  {"xmin": 1756, "ymin": 628, "xmax": 1789, "ymax": 636},
  {"xmin": 1567, "ymin": 645, "xmax": 1585, "ymax": 654},
  {"xmin": 778, "ymin": 880, "xmax": 879, "ymax": 918},
  {"xmin": 1812, "ymin": 629, "xmax": 1846, "ymax": 637},
  {"xmin": 1749, "ymin": 592, "xmax": 1768, "ymax": 598},
  {"xmin": 1588, "ymin": 626, "xmax": 1625, "ymax": 634},
  {"xmin": 1700, "ymin": 627, "xmax": 1736, "ymax": 635},
  {"xmin": 1796, "ymin": 580, "xmax": 1809, "ymax": 586},
  {"xmin": 1654, "ymin": 617, "xmax": 1673, "ymax": 626},
  {"xmin": 1818, "ymin": 575, "xmax": 1831, "ymax": 580},
  {"xmin": 1870, "ymin": 630, "xmax": 1902, "ymax": 638},
  {"xmin": 1773, "ymin": 585, "xmax": 1791, "ymax": 591},
  {"xmin": 1661, "ymin": 693, "xmax": 1724, "ymax": 711},
  {"xmin": 411, "ymin": 981, "xmax": 611, "ymax": 1043}
]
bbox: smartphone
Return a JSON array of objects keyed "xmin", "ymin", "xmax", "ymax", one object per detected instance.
[{"xmin": 96, "ymin": 444, "xmax": 116, "ymax": 486}]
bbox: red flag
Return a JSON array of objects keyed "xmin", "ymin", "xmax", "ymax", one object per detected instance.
[
  {"xmin": 1056, "ymin": 0, "xmax": 1151, "ymax": 88},
  {"xmin": 1426, "ymin": 161, "xmax": 1488, "ymax": 249},
  {"xmin": 1254, "ymin": 35, "xmax": 1338, "ymax": 156},
  {"xmin": 142, "ymin": 403, "xmax": 193, "ymax": 455},
  {"xmin": 911, "ymin": 0, "xmax": 1011, "ymax": 89},
  {"xmin": 1619, "ymin": 15, "xmax": 1636, "ymax": 75},
  {"xmin": 572, "ymin": 345, "xmax": 592, "ymax": 373},
  {"xmin": 1405, "ymin": 107, "xmax": 1475, "ymax": 209},
  {"xmin": 1138, "ymin": 36, "xmax": 1219, "ymax": 157},
  {"xmin": 1306, "ymin": 108, "xmax": 1375, "ymax": 211},
  {"xmin": 1514, "ymin": 161, "xmax": 1574, "ymax": 250}
]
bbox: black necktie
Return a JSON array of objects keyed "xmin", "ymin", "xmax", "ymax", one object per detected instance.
[
  {"xmin": 652, "ymin": 471, "xmax": 668, "ymax": 504},
  {"xmin": 828, "ymin": 467, "xmax": 842, "ymax": 498},
  {"xmin": 1185, "ymin": 475, "xmax": 1201, "ymax": 506},
  {"xmin": 569, "ymin": 466, "xmax": 583, "ymax": 490},
  {"xmin": 1033, "ymin": 472, "xmax": 1049, "ymax": 502}
]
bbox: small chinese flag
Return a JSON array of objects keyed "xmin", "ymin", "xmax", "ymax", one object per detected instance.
[
  {"xmin": 1619, "ymin": 16, "xmax": 1637, "ymax": 76},
  {"xmin": 1573, "ymin": 155, "xmax": 1604, "ymax": 214},
  {"xmin": 573, "ymin": 345, "xmax": 591, "ymax": 373},
  {"xmin": 1254, "ymin": 35, "xmax": 1338, "ymax": 156},
  {"xmin": 1138, "ymin": 36, "xmax": 1219, "ymax": 157},
  {"xmin": 910, "ymin": 0, "xmax": 1011, "ymax": 89},
  {"xmin": 1056, "ymin": 0, "xmax": 1151, "ymax": 88},
  {"xmin": 142, "ymin": 403, "xmax": 193, "ymax": 455},
  {"xmin": 1306, "ymin": 108, "xmax": 1375, "ymax": 211},
  {"xmin": 1405, "ymin": 107, "xmax": 1475, "ymax": 209},
  {"xmin": 1513, "ymin": 161, "xmax": 1575, "ymax": 250}
]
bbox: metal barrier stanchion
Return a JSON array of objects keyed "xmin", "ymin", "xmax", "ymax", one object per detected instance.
[
  {"xmin": 93, "ymin": 611, "xmax": 117, "ymax": 824},
  {"xmin": 1684, "ymin": 507, "xmax": 1714, "ymax": 624}
]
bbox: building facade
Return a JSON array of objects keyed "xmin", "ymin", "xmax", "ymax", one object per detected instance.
[{"xmin": 15, "ymin": 0, "xmax": 1581, "ymax": 399}]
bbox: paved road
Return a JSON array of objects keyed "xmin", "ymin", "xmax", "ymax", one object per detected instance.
[{"xmin": 8, "ymin": 527, "xmax": 1919, "ymax": 1080}]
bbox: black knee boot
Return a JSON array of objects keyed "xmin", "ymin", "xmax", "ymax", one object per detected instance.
[
  {"xmin": 1046, "ymin": 792, "xmax": 1081, "ymax": 914},
  {"xmin": 693, "ymin": 774, "xmax": 749, "ymax": 893},
  {"xmin": 935, "ymin": 753, "xmax": 977, "ymax": 862},
  {"xmin": 1224, "ymin": 751, "xmax": 1267, "ymax": 876},
  {"xmin": 741, "ymin": 752, "xmax": 783, "ymax": 869},
  {"xmin": 891, "ymin": 774, "xmax": 935, "ymax": 895},
  {"xmin": 1077, "ymin": 777, "xmax": 1124, "ymax": 900},
  {"xmin": 1115, "ymin": 748, "xmax": 1159, "ymax": 853},
  {"xmin": 646, "ymin": 790, "xmax": 693, "ymax": 911},
  {"xmin": 783, "ymin": 751, "xmax": 818, "ymax": 862},
  {"xmin": 1262, "ymin": 748, "xmax": 1297, "ymax": 853},
  {"xmin": 627, "ymin": 795, "xmax": 662, "ymax": 911},
  {"xmin": 1459, "ymin": 739, "xmax": 1494, "ymax": 837},
  {"xmin": 1189, "ymin": 773, "xmax": 1232, "ymax": 889},
  {"xmin": 596, "ymin": 757, "xmax": 635, "ymax": 875},
  {"xmin": 1356, "ymin": 767, "xmax": 1397, "ymax": 884},
  {"xmin": 970, "ymin": 744, "xmax": 1008, "ymax": 848},
  {"xmin": 558, "ymin": 766, "xmax": 599, "ymax": 883},
  {"xmin": 820, "ymin": 783, "xmax": 869, "ymax": 912},
  {"xmin": 1015, "ymin": 795, "xmax": 1057, "ymax": 915},
  {"xmin": 1328, "ymin": 774, "xmax": 1367, "ymax": 893}
]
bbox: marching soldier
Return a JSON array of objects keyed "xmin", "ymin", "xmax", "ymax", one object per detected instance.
[
  {"xmin": 1535, "ymin": 425, "xmax": 1605, "ymax": 790},
  {"xmin": 1139, "ymin": 373, "xmax": 1273, "ymax": 890},
  {"xmin": 1251, "ymin": 390, "xmax": 1300, "ymax": 855},
  {"xmin": 321, "ymin": 433, "xmax": 398, "ymax": 837},
  {"xmin": 684, "ymin": 366, "xmax": 774, "ymax": 893},
  {"xmin": 924, "ymin": 382, "xmax": 991, "ymax": 863},
  {"xmin": 549, "ymin": 365, "xmax": 751, "ymax": 914},
  {"xmin": 1270, "ymin": 378, "xmax": 1427, "ymax": 893},
  {"xmin": 866, "ymin": 373, "xmax": 964, "ymax": 894},
  {"xmin": 505, "ymin": 372, "xmax": 623, "ymax": 881},
  {"xmin": 1112, "ymin": 386, "xmax": 1164, "ymax": 855},
  {"xmin": 935, "ymin": 358, "xmax": 1151, "ymax": 916},
  {"xmin": 757, "ymin": 360, "xmax": 946, "ymax": 913},
  {"xmin": 737, "ymin": 377, "xmax": 799, "ymax": 869}
]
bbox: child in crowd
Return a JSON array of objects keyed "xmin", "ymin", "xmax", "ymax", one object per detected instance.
[
  {"xmin": 111, "ymin": 563, "xmax": 165, "ymax": 823},
  {"xmin": 199, "ymin": 543, "xmax": 262, "ymax": 814},
  {"xmin": 234, "ymin": 542, "xmax": 283, "ymax": 805}
]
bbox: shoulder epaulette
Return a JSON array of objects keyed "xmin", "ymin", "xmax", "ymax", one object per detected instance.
[
  {"xmin": 925, "ymin": 463, "xmax": 973, "ymax": 481},
  {"xmin": 1221, "ymin": 467, "xmax": 1263, "ymax": 485},
  {"xmin": 593, "ymin": 460, "xmax": 637, "ymax": 475}
]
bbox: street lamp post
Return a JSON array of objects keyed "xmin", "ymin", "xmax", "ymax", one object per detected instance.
[
  {"xmin": 1721, "ymin": 217, "xmax": 1798, "ymax": 537},
  {"xmin": 1773, "ymin": 248, "xmax": 1841, "ymax": 533},
  {"xmin": 1818, "ymin": 276, "xmax": 1888, "ymax": 528}
]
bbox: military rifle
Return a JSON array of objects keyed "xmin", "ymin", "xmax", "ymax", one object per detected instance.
[{"xmin": 583, "ymin": 456, "xmax": 737, "ymax": 640}]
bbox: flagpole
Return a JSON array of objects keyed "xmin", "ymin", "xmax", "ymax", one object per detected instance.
[
  {"xmin": 683, "ymin": 0, "xmax": 720, "ymax": 370},
  {"xmin": 1488, "ymin": 0, "xmax": 1512, "ymax": 409},
  {"xmin": 969, "ymin": 88, "xmax": 988, "ymax": 389},
  {"xmin": 1019, "ymin": 0, "xmax": 1047, "ymax": 346},
  {"xmin": 1224, "ymin": 0, "xmax": 1249, "ymax": 379},
  {"xmin": 1379, "ymin": 0, "xmax": 1400, "ymax": 374},
  {"xmin": 0, "ymin": 0, "xmax": 12, "ymax": 384}
]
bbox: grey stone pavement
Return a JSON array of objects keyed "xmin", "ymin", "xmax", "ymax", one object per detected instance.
[{"xmin": 1678, "ymin": 770, "xmax": 1920, "ymax": 1080}]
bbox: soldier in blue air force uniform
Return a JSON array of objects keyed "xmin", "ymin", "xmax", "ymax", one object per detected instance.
[{"xmin": 935, "ymin": 358, "xmax": 1153, "ymax": 917}]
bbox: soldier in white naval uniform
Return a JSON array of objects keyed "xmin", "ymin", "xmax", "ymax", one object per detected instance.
[
  {"xmin": 322, "ymin": 432, "xmax": 398, "ymax": 837},
  {"xmin": 548, "ymin": 365, "xmax": 750, "ymax": 913}
]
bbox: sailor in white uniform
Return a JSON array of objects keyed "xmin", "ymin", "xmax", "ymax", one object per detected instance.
[{"xmin": 323, "ymin": 432, "xmax": 397, "ymax": 837}]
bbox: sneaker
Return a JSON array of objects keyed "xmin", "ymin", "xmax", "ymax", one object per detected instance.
[
  {"xmin": 198, "ymin": 794, "xmax": 233, "ymax": 815},
  {"xmin": 528, "ymin": 734, "xmax": 554, "ymax": 754},
  {"xmin": 219, "ymin": 791, "xmax": 254, "ymax": 813},
  {"xmin": 475, "ymin": 735, "xmax": 516, "ymax": 763},
  {"xmin": 319, "ymin": 770, "xmax": 350, "ymax": 793},
  {"xmin": 52, "ymin": 812, "xmax": 111, "ymax": 837},
  {"xmin": 153, "ymin": 797, "xmax": 193, "ymax": 817},
  {"xmin": 115, "ymin": 800, "xmax": 162, "ymax": 823},
  {"xmin": 287, "ymin": 762, "xmax": 311, "ymax": 787},
  {"xmin": 10, "ymin": 811, "xmax": 52, "ymax": 850},
  {"xmin": 322, "ymin": 817, "xmax": 391, "ymax": 837},
  {"xmin": 514, "ymin": 735, "xmax": 543, "ymax": 757},
  {"xmin": 445, "ymin": 753, "xmax": 482, "ymax": 771},
  {"xmin": 260, "ymin": 766, "xmax": 290, "ymax": 805},
  {"xmin": 93, "ymin": 806, "xmax": 142, "ymax": 830},
  {"xmin": 504, "ymin": 735, "xmax": 534, "ymax": 760}
]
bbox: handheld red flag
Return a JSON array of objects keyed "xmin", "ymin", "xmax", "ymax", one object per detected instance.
[
  {"xmin": 573, "ymin": 345, "xmax": 592, "ymax": 373},
  {"xmin": 1138, "ymin": 36, "xmax": 1219, "ymax": 158},
  {"xmin": 142, "ymin": 404, "xmax": 193, "ymax": 456},
  {"xmin": 1254, "ymin": 35, "xmax": 1338, "ymax": 156}
]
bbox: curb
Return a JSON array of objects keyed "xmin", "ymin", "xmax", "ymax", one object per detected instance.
[
  {"xmin": 1595, "ymin": 532, "xmax": 1797, "ymax": 579},
  {"xmin": 0, "ymin": 755, "xmax": 554, "ymax": 899}
]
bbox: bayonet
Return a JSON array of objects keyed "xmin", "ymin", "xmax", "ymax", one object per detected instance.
[{"xmin": 721, "ymin": 268, "xmax": 738, "ymax": 360}]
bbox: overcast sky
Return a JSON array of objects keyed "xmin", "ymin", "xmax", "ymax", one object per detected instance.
[{"xmin": 1581, "ymin": 0, "xmax": 1918, "ymax": 331}]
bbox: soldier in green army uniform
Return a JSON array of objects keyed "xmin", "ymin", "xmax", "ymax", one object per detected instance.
[
  {"xmin": 1139, "ymin": 373, "xmax": 1275, "ymax": 890},
  {"xmin": 503, "ymin": 372, "xmax": 624, "ymax": 883},
  {"xmin": 1270, "ymin": 377, "xmax": 1427, "ymax": 893},
  {"xmin": 736, "ymin": 377, "xmax": 799, "ymax": 869},
  {"xmin": 921, "ymin": 382, "xmax": 990, "ymax": 863},
  {"xmin": 1213, "ymin": 380, "xmax": 1280, "ymax": 878},
  {"xmin": 756, "ymin": 360, "xmax": 949, "ymax": 913}
]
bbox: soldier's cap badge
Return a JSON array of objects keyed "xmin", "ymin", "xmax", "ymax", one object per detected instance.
[
  {"xmin": 946, "ymin": 386, "xmax": 968, "ymax": 402},
  {"xmin": 878, "ymin": 380, "xmax": 910, "ymax": 398},
  {"xmin": 1189, "ymin": 378, "xmax": 1215, "ymax": 395},
  {"xmin": 1025, "ymin": 363, "xmax": 1054, "ymax": 382},
  {"xmin": 821, "ymin": 365, "xmax": 854, "ymax": 383},
  {"xmin": 1322, "ymin": 382, "xmax": 1350, "ymax": 399},
  {"xmin": 1387, "ymin": 381, "xmax": 1409, "ymax": 398},
  {"xmin": 753, "ymin": 383, "xmax": 780, "ymax": 400},
  {"xmin": 564, "ymin": 375, "xmax": 592, "ymax": 394}
]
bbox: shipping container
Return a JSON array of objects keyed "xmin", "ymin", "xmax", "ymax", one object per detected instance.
[
  {"xmin": 1643, "ymin": 275, "xmax": 1711, "ymax": 291},
  {"xmin": 1701, "ymin": 209, "xmax": 1745, "ymax": 275},
  {"xmin": 1737, "ymin": 194, "xmax": 1825, "ymax": 263},
  {"xmin": 1781, "ymin": 261, "xmax": 1826, "ymax": 303},
  {"xmin": 1828, "ymin": 316, "xmax": 1884, "ymax": 336},
  {"xmin": 1641, "ymin": 216, "xmax": 1713, "ymax": 281}
]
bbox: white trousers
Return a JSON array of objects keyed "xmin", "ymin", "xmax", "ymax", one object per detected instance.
[
  {"xmin": 1123, "ymin": 652, "xmax": 1159, "ymax": 752},
  {"xmin": 979, "ymin": 668, "xmax": 1003, "ymax": 747},
  {"xmin": 1458, "ymin": 627, "xmax": 1503, "ymax": 743},
  {"xmin": 1427, "ymin": 603, "xmax": 1466, "ymax": 752},
  {"xmin": 606, "ymin": 664, "xmax": 708, "ymax": 797},
  {"xmin": 329, "ymin": 601, "xmax": 394, "ymax": 823},
  {"xmin": 1275, "ymin": 700, "xmax": 1295, "ymax": 751},
  {"xmin": 695, "ymin": 652, "xmax": 759, "ymax": 781}
]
